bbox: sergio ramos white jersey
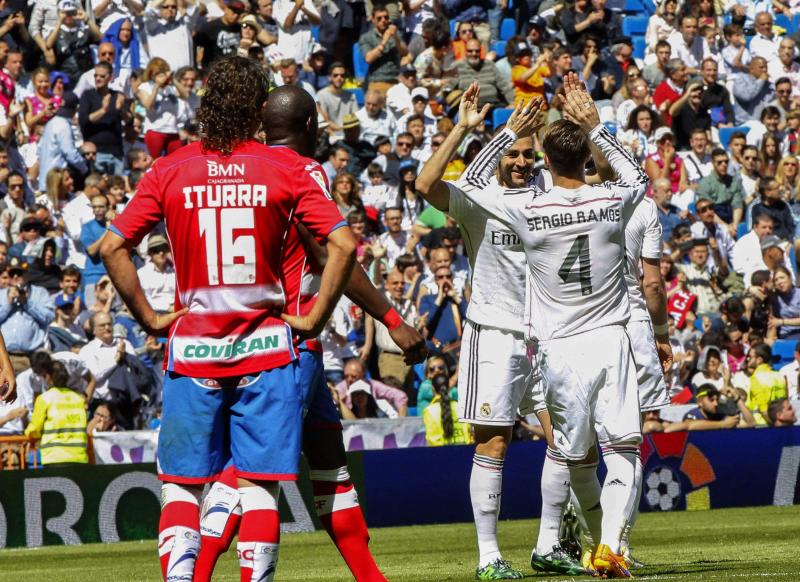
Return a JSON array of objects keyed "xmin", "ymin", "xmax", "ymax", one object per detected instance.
[
  {"xmin": 624, "ymin": 197, "xmax": 663, "ymax": 323},
  {"xmin": 458, "ymin": 125, "xmax": 649, "ymax": 341}
]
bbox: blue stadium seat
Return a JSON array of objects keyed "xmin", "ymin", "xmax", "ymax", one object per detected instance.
[
  {"xmin": 450, "ymin": 20, "xmax": 457, "ymax": 37},
  {"xmin": 775, "ymin": 13, "xmax": 793, "ymax": 33},
  {"xmin": 604, "ymin": 121, "xmax": 617, "ymax": 135},
  {"xmin": 632, "ymin": 35, "xmax": 646, "ymax": 60},
  {"xmin": 311, "ymin": 26, "xmax": 319, "ymax": 41},
  {"xmin": 736, "ymin": 222, "xmax": 749, "ymax": 239},
  {"xmin": 492, "ymin": 40, "xmax": 507, "ymax": 57},
  {"xmin": 794, "ymin": 13, "xmax": 800, "ymax": 32},
  {"xmin": 719, "ymin": 125, "xmax": 750, "ymax": 149},
  {"xmin": 623, "ymin": 15, "xmax": 648, "ymax": 35},
  {"xmin": 353, "ymin": 44, "xmax": 368, "ymax": 81},
  {"xmin": 493, "ymin": 107, "xmax": 514, "ymax": 128},
  {"xmin": 346, "ymin": 88, "xmax": 364, "ymax": 106},
  {"xmin": 772, "ymin": 339, "xmax": 797, "ymax": 366},
  {"xmin": 624, "ymin": 0, "xmax": 644, "ymax": 12},
  {"xmin": 792, "ymin": 246, "xmax": 798, "ymax": 272},
  {"xmin": 500, "ymin": 18, "xmax": 515, "ymax": 41}
]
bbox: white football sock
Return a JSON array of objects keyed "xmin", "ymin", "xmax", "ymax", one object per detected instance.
[
  {"xmin": 599, "ymin": 444, "xmax": 639, "ymax": 554},
  {"xmin": 621, "ymin": 452, "xmax": 643, "ymax": 550},
  {"xmin": 535, "ymin": 448, "xmax": 571, "ymax": 555},
  {"xmin": 568, "ymin": 460, "xmax": 602, "ymax": 547},
  {"xmin": 471, "ymin": 453, "xmax": 504, "ymax": 567}
]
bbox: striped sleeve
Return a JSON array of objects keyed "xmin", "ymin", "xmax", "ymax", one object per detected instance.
[
  {"xmin": 461, "ymin": 127, "xmax": 517, "ymax": 189},
  {"xmin": 589, "ymin": 124, "xmax": 650, "ymax": 209}
]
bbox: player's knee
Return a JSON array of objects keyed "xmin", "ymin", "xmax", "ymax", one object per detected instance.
[{"xmin": 475, "ymin": 434, "xmax": 509, "ymax": 459}]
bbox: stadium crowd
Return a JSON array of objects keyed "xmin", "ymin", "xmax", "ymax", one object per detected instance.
[{"xmin": 0, "ymin": 0, "xmax": 796, "ymax": 447}]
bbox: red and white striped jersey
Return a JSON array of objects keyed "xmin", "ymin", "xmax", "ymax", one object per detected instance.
[{"xmin": 111, "ymin": 141, "xmax": 345, "ymax": 378}]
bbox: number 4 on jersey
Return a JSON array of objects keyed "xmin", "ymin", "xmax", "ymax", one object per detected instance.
[{"xmin": 558, "ymin": 234, "xmax": 592, "ymax": 296}]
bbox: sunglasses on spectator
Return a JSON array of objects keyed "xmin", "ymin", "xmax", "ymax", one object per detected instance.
[
  {"xmin": 696, "ymin": 204, "xmax": 713, "ymax": 213},
  {"xmin": 161, "ymin": 3, "xmax": 177, "ymax": 8},
  {"xmin": 396, "ymin": 141, "xmax": 413, "ymax": 148},
  {"xmin": 431, "ymin": 140, "xmax": 444, "ymax": 146},
  {"xmin": 714, "ymin": 159, "xmax": 729, "ymax": 165},
  {"xmin": 8, "ymin": 184, "xmax": 23, "ymax": 190},
  {"xmin": 22, "ymin": 224, "xmax": 39, "ymax": 231},
  {"xmin": 743, "ymin": 155, "xmax": 757, "ymax": 161},
  {"xmin": 375, "ymin": 15, "xmax": 388, "ymax": 21},
  {"xmin": 436, "ymin": 274, "xmax": 453, "ymax": 280}
]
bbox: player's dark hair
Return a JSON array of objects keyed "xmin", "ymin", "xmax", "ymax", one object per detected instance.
[
  {"xmin": 30, "ymin": 351, "xmax": 53, "ymax": 376},
  {"xmin": 197, "ymin": 56, "xmax": 270, "ymax": 156},
  {"xmin": 767, "ymin": 398, "xmax": 788, "ymax": 425},
  {"xmin": 49, "ymin": 360, "xmax": 70, "ymax": 389},
  {"xmin": 542, "ymin": 120, "xmax": 591, "ymax": 179}
]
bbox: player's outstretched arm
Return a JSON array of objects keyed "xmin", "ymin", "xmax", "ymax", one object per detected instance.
[
  {"xmin": 282, "ymin": 226, "xmax": 356, "ymax": 339},
  {"xmin": 563, "ymin": 72, "xmax": 648, "ymax": 206},
  {"xmin": 416, "ymin": 81, "xmax": 490, "ymax": 212},
  {"xmin": 295, "ymin": 223, "xmax": 427, "ymax": 364},
  {"xmin": 641, "ymin": 257, "xmax": 673, "ymax": 375},
  {"xmin": 0, "ymin": 332, "xmax": 15, "ymax": 403},
  {"xmin": 100, "ymin": 231, "xmax": 188, "ymax": 336}
]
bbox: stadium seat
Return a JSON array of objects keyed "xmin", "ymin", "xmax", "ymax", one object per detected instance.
[
  {"xmin": 450, "ymin": 20, "xmax": 457, "ymax": 37},
  {"xmin": 624, "ymin": 0, "xmax": 644, "ymax": 12},
  {"xmin": 352, "ymin": 44, "xmax": 368, "ymax": 81},
  {"xmin": 775, "ymin": 13, "xmax": 793, "ymax": 33},
  {"xmin": 346, "ymin": 87, "xmax": 365, "ymax": 106},
  {"xmin": 794, "ymin": 13, "xmax": 800, "ymax": 32},
  {"xmin": 632, "ymin": 35, "xmax": 646, "ymax": 60},
  {"xmin": 719, "ymin": 126, "xmax": 750, "ymax": 149},
  {"xmin": 492, "ymin": 40, "xmax": 507, "ymax": 57},
  {"xmin": 772, "ymin": 339, "xmax": 797, "ymax": 366},
  {"xmin": 493, "ymin": 107, "xmax": 514, "ymax": 128},
  {"xmin": 622, "ymin": 15, "xmax": 648, "ymax": 36},
  {"xmin": 500, "ymin": 18, "xmax": 515, "ymax": 40},
  {"xmin": 737, "ymin": 222, "xmax": 749, "ymax": 239}
]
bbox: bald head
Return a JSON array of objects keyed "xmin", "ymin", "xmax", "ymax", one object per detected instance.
[
  {"xmin": 97, "ymin": 42, "xmax": 116, "ymax": 64},
  {"xmin": 263, "ymin": 85, "xmax": 318, "ymax": 156}
]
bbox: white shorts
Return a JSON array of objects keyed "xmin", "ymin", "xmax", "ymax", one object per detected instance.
[
  {"xmin": 626, "ymin": 319, "xmax": 670, "ymax": 412},
  {"xmin": 457, "ymin": 321, "xmax": 534, "ymax": 426},
  {"xmin": 539, "ymin": 325, "xmax": 642, "ymax": 460}
]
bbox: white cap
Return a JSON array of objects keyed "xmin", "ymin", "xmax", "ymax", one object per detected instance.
[
  {"xmin": 410, "ymin": 87, "xmax": 429, "ymax": 101},
  {"xmin": 58, "ymin": 0, "xmax": 78, "ymax": 10},
  {"xmin": 347, "ymin": 379, "xmax": 372, "ymax": 397},
  {"xmin": 654, "ymin": 126, "xmax": 674, "ymax": 142}
]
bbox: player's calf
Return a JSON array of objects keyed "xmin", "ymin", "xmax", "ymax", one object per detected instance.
[
  {"xmin": 194, "ymin": 466, "xmax": 242, "ymax": 582},
  {"xmin": 158, "ymin": 483, "xmax": 202, "ymax": 582},
  {"xmin": 237, "ymin": 481, "xmax": 281, "ymax": 582}
]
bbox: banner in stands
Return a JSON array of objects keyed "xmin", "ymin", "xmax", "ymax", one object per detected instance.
[
  {"xmin": 92, "ymin": 419, "xmax": 426, "ymax": 464},
  {"xmin": 0, "ymin": 428, "xmax": 798, "ymax": 547}
]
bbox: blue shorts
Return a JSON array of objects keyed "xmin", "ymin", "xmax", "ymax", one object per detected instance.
[
  {"xmin": 299, "ymin": 350, "xmax": 342, "ymax": 431},
  {"xmin": 157, "ymin": 362, "xmax": 303, "ymax": 484}
]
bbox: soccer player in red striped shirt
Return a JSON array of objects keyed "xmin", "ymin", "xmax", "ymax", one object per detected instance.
[{"xmin": 101, "ymin": 57, "xmax": 357, "ymax": 582}]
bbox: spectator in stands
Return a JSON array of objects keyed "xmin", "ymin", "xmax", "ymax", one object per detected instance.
[
  {"xmin": 137, "ymin": 58, "xmax": 186, "ymax": 159},
  {"xmin": 137, "ymin": 234, "xmax": 175, "ymax": 314},
  {"xmin": 386, "ymin": 64, "xmax": 419, "ymax": 118},
  {"xmin": 691, "ymin": 345, "xmax": 724, "ymax": 391},
  {"xmin": 645, "ymin": 0, "xmax": 678, "ymax": 57},
  {"xmin": 653, "ymin": 59, "xmax": 688, "ymax": 127},
  {"xmin": 670, "ymin": 82, "xmax": 709, "ymax": 151},
  {"xmin": 746, "ymin": 343, "xmax": 788, "ymax": 423},
  {"xmin": 331, "ymin": 172, "xmax": 362, "ymax": 217},
  {"xmin": 80, "ymin": 194, "xmax": 110, "ymax": 297},
  {"xmin": 414, "ymin": 27, "xmax": 456, "ymax": 98},
  {"xmin": 679, "ymin": 128, "xmax": 711, "ymax": 192},
  {"xmin": 37, "ymin": 93, "xmax": 87, "ymax": 193},
  {"xmin": 645, "ymin": 127, "xmax": 683, "ymax": 195},
  {"xmin": 769, "ymin": 39, "xmax": 800, "ymax": 91},
  {"xmin": 691, "ymin": 196, "xmax": 735, "ymax": 269},
  {"xmin": 618, "ymin": 105, "xmax": 659, "ymax": 162},
  {"xmin": 26, "ymin": 237, "xmax": 61, "ymax": 292},
  {"xmin": 559, "ymin": 0, "xmax": 620, "ymax": 51},
  {"xmin": 0, "ymin": 257, "xmax": 53, "ymax": 373},
  {"xmin": 668, "ymin": 15, "xmax": 709, "ymax": 76},
  {"xmin": 451, "ymin": 21, "xmax": 483, "ymax": 62},
  {"xmin": 770, "ymin": 266, "xmax": 800, "ymax": 340},
  {"xmin": 682, "ymin": 384, "xmax": 750, "ymax": 429},
  {"xmin": 73, "ymin": 42, "xmax": 127, "ymax": 98},
  {"xmin": 339, "ymin": 115, "xmax": 378, "ymax": 178},
  {"xmin": 79, "ymin": 62, "xmax": 126, "ymax": 176},
  {"xmin": 727, "ymin": 132, "xmax": 748, "ymax": 174},
  {"xmin": 696, "ymin": 148, "xmax": 744, "ymax": 232},
  {"xmin": 322, "ymin": 145, "xmax": 350, "ymax": 185},
  {"xmin": 25, "ymin": 360, "xmax": 88, "ymax": 464},
  {"xmin": 143, "ymin": 0, "xmax": 195, "ymax": 72},
  {"xmin": 511, "ymin": 41, "xmax": 550, "ymax": 108},
  {"xmin": 273, "ymin": 0, "xmax": 319, "ymax": 65},
  {"xmin": 396, "ymin": 158, "xmax": 425, "ymax": 229},
  {"xmin": 779, "ymin": 341, "xmax": 800, "ymax": 399},
  {"xmin": 45, "ymin": 2, "xmax": 101, "ymax": 86},
  {"xmin": 615, "ymin": 78, "xmax": 652, "ymax": 130},
  {"xmin": 699, "ymin": 58, "xmax": 734, "ymax": 127},
  {"xmin": 766, "ymin": 398, "xmax": 797, "ymax": 426},
  {"xmin": 679, "ymin": 241, "xmax": 724, "ymax": 314},
  {"xmin": 750, "ymin": 12, "xmax": 780, "ymax": 66},
  {"xmin": 334, "ymin": 358, "xmax": 408, "ymax": 417},
  {"xmin": 424, "ymin": 369, "xmax": 472, "ymax": 446},
  {"xmin": 751, "ymin": 178, "xmax": 795, "ymax": 242},
  {"xmin": 87, "ymin": 401, "xmax": 120, "ymax": 433},
  {"xmin": 79, "ymin": 311, "xmax": 136, "ymax": 403},
  {"xmin": 48, "ymin": 291, "xmax": 86, "ymax": 352},
  {"xmin": 733, "ymin": 57, "xmax": 774, "ymax": 122},
  {"xmin": 355, "ymin": 89, "xmax": 397, "ymax": 146},
  {"xmin": 0, "ymin": 174, "xmax": 28, "ymax": 241},
  {"xmin": 745, "ymin": 234, "xmax": 795, "ymax": 288},
  {"xmin": 748, "ymin": 106, "xmax": 783, "ymax": 151},
  {"xmin": 377, "ymin": 206, "xmax": 417, "ymax": 271},
  {"xmin": 759, "ymin": 134, "xmax": 782, "ymax": 178},
  {"xmin": 195, "ymin": 0, "xmax": 245, "ymax": 69},
  {"xmin": 316, "ymin": 62, "xmax": 357, "ymax": 144},
  {"xmin": 653, "ymin": 178, "xmax": 684, "ymax": 242},
  {"xmin": 419, "ymin": 264, "xmax": 466, "ymax": 355},
  {"xmin": 359, "ymin": 4, "xmax": 407, "ymax": 96},
  {"xmin": 739, "ymin": 145, "xmax": 760, "ymax": 202},
  {"xmin": 456, "ymin": 39, "xmax": 513, "ymax": 109},
  {"xmin": 643, "ymin": 39, "xmax": 672, "ymax": 90}
]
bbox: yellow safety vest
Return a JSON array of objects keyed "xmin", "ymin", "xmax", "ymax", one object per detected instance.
[
  {"xmin": 25, "ymin": 387, "xmax": 88, "ymax": 465},
  {"xmin": 423, "ymin": 396, "xmax": 474, "ymax": 447}
]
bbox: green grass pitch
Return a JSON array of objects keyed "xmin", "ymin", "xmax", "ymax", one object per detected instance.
[{"xmin": 1, "ymin": 505, "xmax": 798, "ymax": 581}]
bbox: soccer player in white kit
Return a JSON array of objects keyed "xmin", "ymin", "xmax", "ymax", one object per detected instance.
[
  {"xmin": 417, "ymin": 83, "xmax": 562, "ymax": 579},
  {"xmin": 458, "ymin": 74, "xmax": 649, "ymax": 578}
]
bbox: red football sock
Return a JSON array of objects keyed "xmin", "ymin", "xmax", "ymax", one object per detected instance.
[
  {"xmin": 311, "ymin": 467, "xmax": 387, "ymax": 582},
  {"xmin": 237, "ymin": 484, "xmax": 281, "ymax": 582},
  {"xmin": 194, "ymin": 466, "xmax": 242, "ymax": 582},
  {"xmin": 158, "ymin": 483, "xmax": 201, "ymax": 582}
]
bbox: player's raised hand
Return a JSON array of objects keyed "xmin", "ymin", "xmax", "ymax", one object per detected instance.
[
  {"xmin": 506, "ymin": 97, "xmax": 543, "ymax": 139},
  {"xmin": 457, "ymin": 82, "xmax": 491, "ymax": 131},
  {"xmin": 562, "ymin": 72, "xmax": 601, "ymax": 133},
  {"xmin": 389, "ymin": 322, "xmax": 428, "ymax": 365}
]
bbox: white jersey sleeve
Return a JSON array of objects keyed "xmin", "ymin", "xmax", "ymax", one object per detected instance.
[
  {"xmin": 625, "ymin": 198, "xmax": 663, "ymax": 322},
  {"xmin": 588, "ymin": 124, "xmax": 650, "ymax": 217}
]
